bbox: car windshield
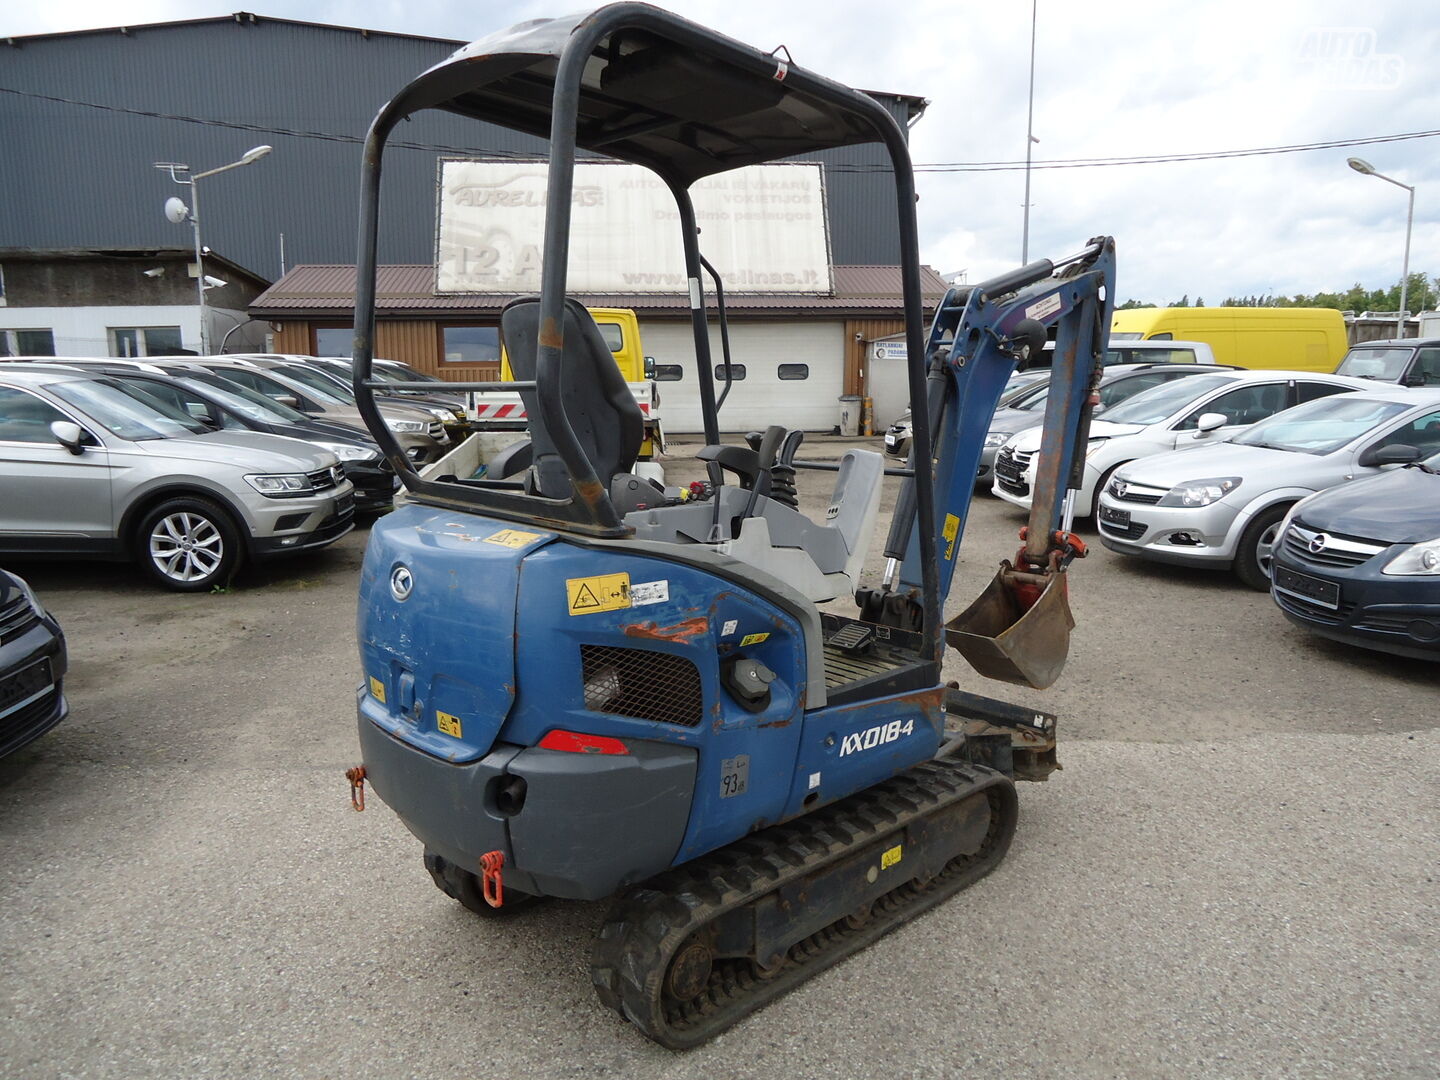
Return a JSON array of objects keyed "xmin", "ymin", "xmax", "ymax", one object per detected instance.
[
  {"xmin": 182, "ymin": 372, "xmax": 310, "ymax": 421},
  {"xmin": 172, "ymin": 377, "xmax": 298, "ymax": 423},
  {"xmin": 1103, "ymin": 346, "xmax": 1196, "ymax": 365},
  {"xmin": 1232, "ymin": 395, "xmax": 1411, "ymax": 455},
  {"xmin": 1101, "ymin": 374, "xmax": 1233, "ymax": 425},
  {"xmin": 48, "ymin": 378, "xmax": 209, "ymax": 440},
  {"xmin": 277, "ymin": 364, "xmax": 357, "ymax": 404},
  {"xmin": 1335, "ymin": 347, "xmax": 1413, "ymax": 380}
]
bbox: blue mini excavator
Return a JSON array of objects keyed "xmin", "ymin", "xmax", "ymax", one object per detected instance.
[{"xmin": 346, "ymin": 3, "xmax": 1115, "ymax": 1049}]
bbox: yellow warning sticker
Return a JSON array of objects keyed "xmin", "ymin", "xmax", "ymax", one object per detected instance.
[
  {"xmin": 436, "ymin": 710, "xmax": 463, "ymax": 738},
  {"xmin": 942, "ymin": 513, "xmax": 960, "ymax": 560},
  {"xmin": 368, "ymin": 676, "xmax": 386, "ymax": 704},
  {"xmin": 566, "ymin": 572, "xmax": 631, "ymax": 616},
  {"xmin": 740, "ymin": 632, "xmax": 771, "ymax": 646},
  {"xmin": 881, "ymin": 843, "xmax": 903, "ymax": 870},
  {"xmin": 485, "ymin": 528, "xmax": 544, "ymax": 549}
]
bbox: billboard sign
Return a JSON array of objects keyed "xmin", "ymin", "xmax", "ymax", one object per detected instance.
[{"xmin": 436, "ymin": 159, "xmax": 831, "ymax": 294}]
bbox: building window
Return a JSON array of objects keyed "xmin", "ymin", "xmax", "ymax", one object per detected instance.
[
  {"xmin": 442, "ymin": 326, "xmax": 501, "ymax": 365},
  {"xmin": 714, "ymin": 363, "xmax": 746, "ymax": 381},
  {"xmin": 313, "ymin": 327, "xmax": 352, "ymax": 356},
  {"xmin": 778, "ymin": 363, "xmax": 809, "ymax": 380},
  {"xmin": 111, "ymin": 327, "xmax": 182, "ymax": 357},
  {"xmin": 652, "ymin": 364, "xmax": 684, "ymax": 381},
  {"xmin": 0, "ymin": 329, "xmax": 56, "ymax": 357}
]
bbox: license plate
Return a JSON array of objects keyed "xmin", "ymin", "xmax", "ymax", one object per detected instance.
[
  {"xmin": 1100, "ymin": 505, "xmax": 1131, "ymax": 528},
  {"xmin": 0, "ymin": 657, "xmax": 54, "ymax": 716},
  {"xmin": 884, "ymin": 434, "xmax": 897, "ymax": 448},
  {"xmin": 1273, "ymin": 565, "xmax": 1340, "ymax": 610}
]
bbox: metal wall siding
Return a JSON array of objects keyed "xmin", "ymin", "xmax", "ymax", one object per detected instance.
[{"xmin": 1, "ymin": 20, "xmax": 912, "ymax": 281}]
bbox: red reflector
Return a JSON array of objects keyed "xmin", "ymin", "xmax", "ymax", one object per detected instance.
[{"xmin": 538, "ymin": 730, "xmax": 630, "ymax": 756}]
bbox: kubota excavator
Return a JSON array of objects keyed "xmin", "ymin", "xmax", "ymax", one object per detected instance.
[{"xmin": 346, "ymin": 3, "xmax": 1115, "ymax": 1049}]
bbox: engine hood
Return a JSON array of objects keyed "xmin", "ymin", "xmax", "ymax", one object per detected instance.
[
  {"xmin": 1115, "ymin": 442, "xmax": 1313, "ymax": 487},
  {"xmin": 145, "ymin": 430, "xmax": 340, "ymax": 471},
  {"xmin": 1009, "ymin": 418, "xmax": 1144, "ymax": 452},
  {"xmin": 1294, "ymin": 467, "xmax": 1440, "ymax": 544}
]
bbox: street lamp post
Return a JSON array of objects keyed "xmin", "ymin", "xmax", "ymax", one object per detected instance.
[
  {"xmin": 1347, "ymin": 156, "xmax": 1415, "ymax": 339},
  {"xmin": 1021, "ymin": 0, "xmax": 1038, "ymax": 263},
  {"xmin": 154, "ymin": 145, "xmax": 272, "ymax": 354}
]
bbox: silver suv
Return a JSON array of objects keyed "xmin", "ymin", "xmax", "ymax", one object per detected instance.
[{"xmin": 0, "ymin": 367, "xmax": 355, "ymax": 591}]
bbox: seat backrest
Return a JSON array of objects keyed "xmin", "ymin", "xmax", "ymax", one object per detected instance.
[{"xmin": 500, "ymin": 296, "xmax": 644, "ymax": 499}]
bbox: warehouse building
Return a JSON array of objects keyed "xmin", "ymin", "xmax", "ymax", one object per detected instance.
[{"xmin": 2, "ymin": 12, "xmax": 936, "ymax": 429}]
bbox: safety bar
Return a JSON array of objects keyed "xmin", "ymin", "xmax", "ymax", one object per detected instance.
[{"xmin": 791, "ymin": 458, "xmax": 914, "ymax": 478}]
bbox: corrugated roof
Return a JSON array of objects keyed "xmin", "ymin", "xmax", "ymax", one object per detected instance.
[{"xmin": 251, "ymin": 264, "xmax": 949, "ymax": 318}]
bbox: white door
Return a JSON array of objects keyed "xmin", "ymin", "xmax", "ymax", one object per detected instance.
[
  {"xmin": 867, "ymin": 340, "xmax": 911, "ymax": 428},
  {"xmin": 639, "ymin": 320, "xmax": 846, "ymax": 434}
]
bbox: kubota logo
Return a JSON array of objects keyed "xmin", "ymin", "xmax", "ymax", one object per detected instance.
[{"xmin": 839, "ymin": 719, "xmax": 915, "ymax": 756}]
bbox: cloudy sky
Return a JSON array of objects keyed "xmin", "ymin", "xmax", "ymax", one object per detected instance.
[{"xmin": 6, "ymin": 0, "xmax": 1437, "ymax": 307}]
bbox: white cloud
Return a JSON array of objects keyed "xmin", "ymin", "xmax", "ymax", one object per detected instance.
[{"xmin": 5, "ymin": 0, "xmax": 1436, "ymax": 305}]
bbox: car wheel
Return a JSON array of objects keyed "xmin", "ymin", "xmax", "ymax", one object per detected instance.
[
  {"xmin": 136, "ymin": 496, "xmax": 242, "ymax": 592},
  {"xmin": 1234, "ymin": 504, "xmax": 1289, "ymax": 590}
]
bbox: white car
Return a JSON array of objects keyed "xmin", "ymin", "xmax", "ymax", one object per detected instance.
[
  {"xmin": 1096, "ymin": 387, "xmax": 1440, "ymax": 588},
  {"xmin": 992, "ymin": 369, "xmax": 1376, "ymax": 517}
]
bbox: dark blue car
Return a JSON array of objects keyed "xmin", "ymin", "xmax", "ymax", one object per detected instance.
[
  {"xmin": 1270, "ymin": 450, "xmax": 1440, "ymax": 659},
  {"xmin": 0, "ymin": 568, "xmax": 68, "ymax": 757}
]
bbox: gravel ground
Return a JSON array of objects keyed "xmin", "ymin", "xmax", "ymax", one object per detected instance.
[{"xmin": 1, "ymin": 436, "xmax": 1434, "ymax": 1079}]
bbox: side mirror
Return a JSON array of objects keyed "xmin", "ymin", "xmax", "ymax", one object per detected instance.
[
  {"xmin": 1360, "ymin": 443, "xmax": 1421, "ymax": 468},
  {"xmin": 277, "ymin": 394, "xmax": 302, "ymax": 409},
  {"xmin": 50, "ymin": 420, "xmax": 86, "ymax": 455},
  {"xmin": 1092, "ymin": 402, "xmax": 1108, "ymax": 416},
  {"xmin": 1194, "ymin": 412, "xmax": 1227, "ymax": 434},
  {"xmin": 644, "ymin": 356, "xmax": 657, "ymax": 379},
  {"xmin": 1402, "ymin": 371, "xmax": 1425, "ymax": 387}
]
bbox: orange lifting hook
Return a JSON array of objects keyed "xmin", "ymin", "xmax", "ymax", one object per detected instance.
[
  {"xmin": 346, "ymin": 765, "xmax": 368, "ymax": 812},
  {"xmin": 479, "ymin": 850, "xmax": 505, "ymax": 908}
]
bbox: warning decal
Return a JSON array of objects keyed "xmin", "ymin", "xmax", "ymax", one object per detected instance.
[
  {"xmin": 942, "ymin": 514, "xmax": 960, "ymax": 560},
  {"xmin": 436, "ymin": 710, "xmax": 463, "ymax": 738},
  {"xmin": 485, "ymin": 528, "xmax": 544, "ymax": 548},
  {"xmin": 566, "ymin": 572, "xmax": 631, "ymax": 616}
]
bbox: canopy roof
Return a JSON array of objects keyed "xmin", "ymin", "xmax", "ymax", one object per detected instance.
[{"xmin": 382, "ymin": 2, "xmax": 901, "ymax": 185}]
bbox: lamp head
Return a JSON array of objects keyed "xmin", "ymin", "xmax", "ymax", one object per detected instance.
[
  {"xmin": 1347, "ymin": 157, "xmax": 1376, "ymax": 175},
  {"xmin": 240, "ymin": 145, "xmax": 273, "ymax": 165}
]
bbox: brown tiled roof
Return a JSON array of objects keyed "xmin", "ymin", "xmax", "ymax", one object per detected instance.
[{"xmin": 250, "ymin": 264, "xmax": 949, "ymax": 319}]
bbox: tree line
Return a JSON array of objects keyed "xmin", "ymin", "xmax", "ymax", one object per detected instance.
[{"xmin": 1116, "ymin": 272, "xmax": 1436, "ymax": 312}]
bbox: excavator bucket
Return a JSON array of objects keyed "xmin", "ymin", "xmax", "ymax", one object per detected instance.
[{"xmin": 945, "ymin": 565, "xmax": 1075, "ymax": 689}]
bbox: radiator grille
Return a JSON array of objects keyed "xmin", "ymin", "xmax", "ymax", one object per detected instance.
[{"xmin": 580, "ymin": 645, "xmax": 703, "ymax": 728}]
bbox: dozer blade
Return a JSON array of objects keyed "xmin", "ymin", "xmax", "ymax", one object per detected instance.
[{"xmin": 945, "ymin": 563, "xmax": 1075, "ymax": 689}]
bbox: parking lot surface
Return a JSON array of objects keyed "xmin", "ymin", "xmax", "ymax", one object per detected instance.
[{"xmin": 1, "ymin": 437, "xmax": 1435, "ymax": 1079}]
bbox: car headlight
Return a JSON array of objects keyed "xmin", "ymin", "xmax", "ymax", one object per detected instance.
[
  {"xmin": 313, "ymin": 441, "xmax": 379, "ymax": 462},
  {"xmin": 10, "ymin": 573, "xmax": 46, "ymax": 618},
  {"xmin": 1382, "ymin": 536, "xmax": 1440, "ymax": 576},
  {"xmin": 386, "ymin": 419, "xmax": 428, "ymax": 433},
  {"xmin": 245, "ymin": 473, "xmax": 315, "ymax": 497},
  {"xmin": 425, "ymin": 407, "xmax": 452, "ymax": 420},
  {"xmin": 1277, "ymin": 493, "xmax": 1318, "ymax": 541},
  {"xmin": 1085, "ymin": 437, "xmax": 1109, "ymax": 457},
  {"xmin": 984, "ymin": 432, "xmax": 1011, "ymax": 447},
  {"xmin": 1158, "ymin": 477, "xmax": 1242, "ymax": 508}
]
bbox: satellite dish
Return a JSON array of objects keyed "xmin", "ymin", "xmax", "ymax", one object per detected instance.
[{"xmin": 164, "ymin": 197, "xmax": 190, "ymax": 224}]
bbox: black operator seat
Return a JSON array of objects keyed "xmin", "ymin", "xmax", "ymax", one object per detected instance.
[{"xmin": 500, "ymin": 296, "xmax": 644, "ymax": 498}]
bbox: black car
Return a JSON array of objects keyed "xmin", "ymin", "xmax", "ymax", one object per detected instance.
[
  {"xmin": 0, "ymin": 568, "xmax": 68, "ymax": 758},
  {"xmin": 75, "ymin": 362, "xmax": 399, "ymax": 513},
  {"xmin": 1270, "ymin": 450, "xmax": 1440, "ymax": 659}
]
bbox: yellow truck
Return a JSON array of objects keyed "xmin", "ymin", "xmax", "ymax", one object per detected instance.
[{"xmin": 1110, "ymin": 307, "xmax": 1347, "ymax": 372}]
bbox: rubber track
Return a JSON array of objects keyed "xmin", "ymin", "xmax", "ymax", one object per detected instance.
[{"xmin": 590, "ymin": 758, "xmax": 1019, "ymax": 1049}]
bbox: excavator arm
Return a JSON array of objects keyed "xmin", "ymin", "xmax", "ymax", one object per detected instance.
[{"xmin": 861, "ymin": 237, "xmax": 1117, "ymax": 686}]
